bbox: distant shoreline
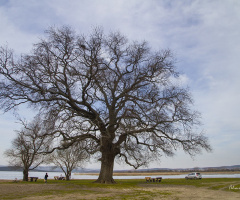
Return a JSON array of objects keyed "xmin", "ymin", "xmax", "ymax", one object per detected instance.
[{"xmin": 74, "ymin": 171, "xmax": 240, "ymax": 176}]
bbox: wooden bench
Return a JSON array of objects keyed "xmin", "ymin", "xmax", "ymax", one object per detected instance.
[
  {"xmin": 145, "ymin": 177, "xmax": 152, "ymax": 182},
  {"xmin": 28, "ymin": 177, "xmax": 38, "ymax": 182},
  {"xmin": 54, "ymin": 176, "xmax": 65, "ymax": 180},
  {"xmin": 156, "ymin": 177, "xmax": 162, "ymax": 182},
  {"xmin": 145, "ymin": 177, "xmax": 162, "ymax": 182},
  {"xmin": 13, "ymin": 178, "xmax": 20, "ymax": 183}
]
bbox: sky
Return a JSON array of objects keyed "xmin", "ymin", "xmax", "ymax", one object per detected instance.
[{"xmin": 0, "ymin": 0, "xmax": 239, "ymax": 170}]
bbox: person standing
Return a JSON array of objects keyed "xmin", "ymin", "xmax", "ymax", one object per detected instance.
[{"xmin": 44, "ymin": 173, "xmax": 48, "ymax": 183}]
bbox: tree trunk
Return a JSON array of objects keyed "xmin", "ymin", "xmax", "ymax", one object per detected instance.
[
  {"xmin": 66, "ymin": 175, "xmax": 70, "ymax": 181},
  {"xmin": 66, "ymin": 171, "xmax": 71, "ymax": 181},
  {"xmin": 94, "ymin": 150, "xmax": 116, "ymax": 184},
  {"xmin": 23, "ymin": 168, "xmax": 29, "ymax": 181}
]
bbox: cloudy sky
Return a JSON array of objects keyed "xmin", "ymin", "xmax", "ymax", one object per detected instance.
[{"xmin": 0, "ymin": 0, "xmax": 239, "ymax": 170}]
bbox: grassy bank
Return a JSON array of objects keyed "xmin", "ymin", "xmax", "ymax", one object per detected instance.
[{"xmin": 0, "ymin": 178, "xmax": 239, "ymax": 199}]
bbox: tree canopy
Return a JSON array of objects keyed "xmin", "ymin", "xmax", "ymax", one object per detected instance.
[
  {"xmin": 0, "ymin": 26, "xmax": 211, "ymax": 183},
  {"xmin": 50, "ymin": 141, "xmax": 89, "ymax": 181},
  {"xmin": 4, "ymin": 117, "xmax": 51, "ymax": 181}
]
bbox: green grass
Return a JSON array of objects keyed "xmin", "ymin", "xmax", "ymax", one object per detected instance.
[
  {"xmin": 9, "ymin": 178, "xmax": 240, "ymax": 191},
  {"xmin": 160, "ymin": 178, "xmax": 240, "ymax": 193},
  {"xmin": 1, "ymin": 178, "xmax": 239, "ymax": 199}
]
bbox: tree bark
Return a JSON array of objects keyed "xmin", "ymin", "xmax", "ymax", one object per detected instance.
[
  {"xmin": 23, "ymin": 168, "xmax": 29, "ymax": 181},
  {"xmin": 94, "ymin": 145, "xmax": 117, "ymax": 184},
  {"xmin": 66, "ymin": 171, "xmax": 71, "ymax": 181}
]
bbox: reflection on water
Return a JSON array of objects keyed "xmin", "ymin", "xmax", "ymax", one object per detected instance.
[{"xmin": 0, "ymin": 171, "xmax": 240, "ymax": 180}]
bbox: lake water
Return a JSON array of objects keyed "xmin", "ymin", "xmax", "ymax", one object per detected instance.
[{"xmin": 1, "ymin": 171, "xmax": 240, "ymax": 180}]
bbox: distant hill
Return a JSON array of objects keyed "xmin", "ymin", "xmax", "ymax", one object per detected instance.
[
  {"xmin": 0, "ymin": 166, "xmax": 23, "ymax": 171},
  {"xmin": 1, "ymin": 165, "xmax": 239, "ymax": 172},
  {"xmin": 118, "ymin": 165, "xmax": 240, "ymax": 173}
]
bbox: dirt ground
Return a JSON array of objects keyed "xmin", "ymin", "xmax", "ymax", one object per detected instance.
[{"xmin": 0, "ymin": 181, "xmax": 240, "ymax": 200}]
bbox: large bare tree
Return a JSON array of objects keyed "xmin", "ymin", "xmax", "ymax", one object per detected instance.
[
  {"xmin": 0, "ymin": 26, "xmax": 211, "ymax": 183},
  {"xmin": 4, "ymin": 117, "xmax": 51, "ymax": 181}
]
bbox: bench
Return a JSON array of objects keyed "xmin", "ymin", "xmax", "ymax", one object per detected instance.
[
  {"xmin": 13, "ymin": 178, "xmax": 20, "ymax": 183},
  {"xmin": 145, "ymin": 177, "xmax": 152, "ymax": 182},
  {"xmin": 28, "ymin": 177, "xmax": 38, "ymax": 182},
  {"xmin": 156, "ymin": 177, "xmax": 162, "ymax": 182},
  {"xmin": 145, "ymin": 177, "xmax": 162, "ymax": 182},
  {"xmin": 54, "ymin": 176, "xmax": 65, "ymax": 180}
]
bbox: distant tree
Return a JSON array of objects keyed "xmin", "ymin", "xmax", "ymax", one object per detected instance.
[
  {"xmin": 50, "ymin": 141, "xmax": 89, "ymax": 181},
  {"xmin": 4, "ymin": 117, "xmax": 51, "ymax": 181},
  {"xmin": 0, "ymin": 26, "xmax": 212, "ymax": 183}
]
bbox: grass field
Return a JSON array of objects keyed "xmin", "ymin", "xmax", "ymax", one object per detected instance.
[{"xmin": 0, "ymin": 178, "xmax": 240, "ymax": 199}]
